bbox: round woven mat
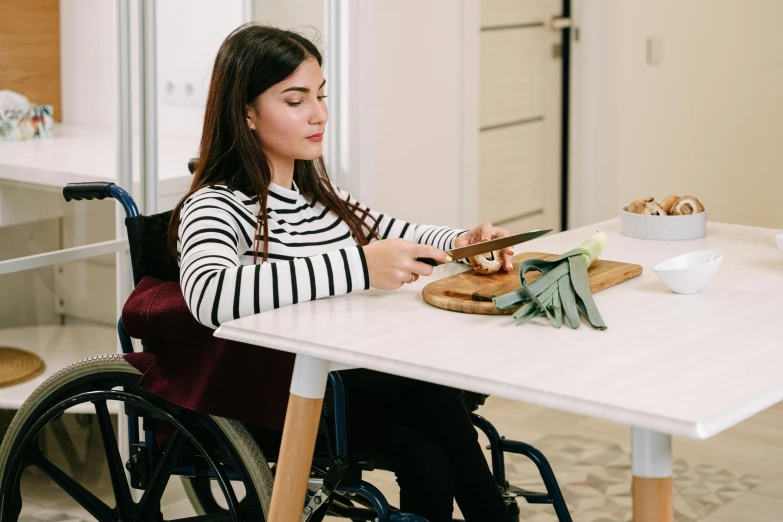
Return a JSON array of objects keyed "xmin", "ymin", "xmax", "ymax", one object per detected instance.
[{"xmin": 0, "ymin": 346, "xmax": 45, "ymax": 388}]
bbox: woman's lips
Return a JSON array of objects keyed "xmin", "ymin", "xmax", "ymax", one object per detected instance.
[{"xmin": 307, "ymin": 133, "xmax": 323, "ymax": 142}]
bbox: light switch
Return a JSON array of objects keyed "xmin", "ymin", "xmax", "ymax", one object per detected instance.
[{"xmin": 647, "ymin": 37, "xmax": 663, "ymax": 65}]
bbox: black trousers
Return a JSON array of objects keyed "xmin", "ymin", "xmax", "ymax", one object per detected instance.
[{"xmin": 338, "ymin": 369, "xmax": 513, "ymax": 522}]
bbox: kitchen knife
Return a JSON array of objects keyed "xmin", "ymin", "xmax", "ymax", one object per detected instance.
[{"xmin": 416, "ymin": 228, "xmax": 552, "ymax": 266}]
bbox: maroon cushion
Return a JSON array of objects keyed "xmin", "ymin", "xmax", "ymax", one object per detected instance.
[{"xmin": 121, "ymin": 276, "xmax": 294, "ymax": 431}]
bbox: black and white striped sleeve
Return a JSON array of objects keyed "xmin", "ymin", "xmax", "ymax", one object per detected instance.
[
  {"xmin": 333, "ymin": 185, "xmax": 469, "ymax": 253},
  {"xmin": 179, "ymin": 194, "xmax": 370, "ymax": 328}
]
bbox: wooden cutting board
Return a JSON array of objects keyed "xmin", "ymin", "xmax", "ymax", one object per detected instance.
[{"xmin": 422, "ymin": 252, "xmax": 643, "ymax": 315}]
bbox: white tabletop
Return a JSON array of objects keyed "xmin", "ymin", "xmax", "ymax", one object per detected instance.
[
  {"xmin": 0, "ymin": 123, "xmax": 194, "ymax": 198},
  {"xmin": 215, "ymin": 219, "xmax": 783, "ymax": 439}
]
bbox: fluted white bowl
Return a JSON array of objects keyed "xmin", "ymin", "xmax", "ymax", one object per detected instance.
[
  {"xmin": 620, "ymin": 206, "xmax": 707, "ymax": 240},
  {"xmin": 653, "ymin": 251, "xmax": 723, "ymax": 294}
]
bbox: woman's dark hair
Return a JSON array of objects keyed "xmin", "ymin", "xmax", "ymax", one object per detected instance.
[{"xmin": 168, "ymin": 23, "xmax": 378, "ymax": 263}]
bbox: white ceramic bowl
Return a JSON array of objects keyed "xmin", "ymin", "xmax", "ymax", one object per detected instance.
[
  {"xmin": 653, "ymin": 250, "xmax": 723, "ymax": 294},
  {"xmin": 620, "ymin": 206, "xmax": 707, "ymax": 240},
  {"xmin": 776, "ymin": 233, "xmax": 783, "ymax": 252}
]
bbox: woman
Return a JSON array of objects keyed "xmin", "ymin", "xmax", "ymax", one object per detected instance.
[{"xmin": 169, "ymin": 23, "xmax": 516, "ymax": 522}]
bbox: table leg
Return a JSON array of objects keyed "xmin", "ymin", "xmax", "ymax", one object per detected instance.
[
  {"xmin": 268, "ymin": 355, "xmax": 331, "ymax": 522},
  {"xmin": 631, "ymin": 427, "xmax": 673, "ymax": 522}
]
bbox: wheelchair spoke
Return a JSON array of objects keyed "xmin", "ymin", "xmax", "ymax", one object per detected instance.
[
  {"xmin": 93, "ymin": 399, "xmax": 134, "ymax": 516},
  {"xmin": 134, "ymin": 428, "xmax": 184, "ymax": 521},
  {"xmin": 34, "ymin": 455, "xmax": 116, "ymax": 522}
]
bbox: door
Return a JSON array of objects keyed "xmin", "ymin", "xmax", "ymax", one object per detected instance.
[{"xmin": 478, "ymin": 0, "xmax": 567, "ymax": 233}]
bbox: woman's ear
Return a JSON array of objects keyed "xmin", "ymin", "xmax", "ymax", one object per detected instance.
[{"xmin": 245, "ymin": 105, "xmax": 256, "ymax": 131}]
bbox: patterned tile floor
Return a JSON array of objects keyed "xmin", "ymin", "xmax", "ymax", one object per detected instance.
[
  {"xmin": 504, "ymin": 434, "xmax": 764, "ymax": 522},
  {"xmin": 3, "ymin": 398, "xmax": 782, "ymax": 521}
]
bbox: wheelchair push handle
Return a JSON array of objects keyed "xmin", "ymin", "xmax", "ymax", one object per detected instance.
[
  {"xmin": 62, "ymin": 182, "xmax": 140, "ymax": 218},
  {"xmin": 63, "ymin": 182, "xmax": 115, "ymax": 202}
]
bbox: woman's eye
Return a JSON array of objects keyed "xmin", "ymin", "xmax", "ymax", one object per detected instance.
[{"xmin": 286, "ymin": 95, "xmax": 327, "ymax": 107}]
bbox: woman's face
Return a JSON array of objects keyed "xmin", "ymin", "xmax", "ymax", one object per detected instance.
[{"xmin": 247, "ymin": 57, "xmax": 328, "ymax": 166}]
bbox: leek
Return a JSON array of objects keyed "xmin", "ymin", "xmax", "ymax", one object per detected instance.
[{"xmin": 493, "ymin": 231, "xmax": 608, "ymax": 330}]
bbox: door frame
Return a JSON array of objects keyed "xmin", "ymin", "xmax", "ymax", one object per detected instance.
[{"xmin": 567, "ymin": 1, "xmax": 615, "ymax": 228}]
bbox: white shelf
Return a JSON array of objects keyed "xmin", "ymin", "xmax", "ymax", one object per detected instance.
[
  {"xmin": 0, "ymin": 324, "xmax": 122, "ymax": 414},
  {"xmin": 0, "ymin": 123, "xmax": 196, "ymax": 199}
]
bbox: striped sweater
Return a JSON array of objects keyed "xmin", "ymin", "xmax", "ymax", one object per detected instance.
[{"xmin": 178, "ymin": 181, "xmax": 468, "ymax": 328}]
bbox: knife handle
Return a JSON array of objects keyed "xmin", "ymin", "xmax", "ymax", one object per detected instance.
[{"xmin": 416, "ymin": 257, "xmax": 439, "ymax": 267}]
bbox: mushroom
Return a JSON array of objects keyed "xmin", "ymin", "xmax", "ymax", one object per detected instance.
[
  {"xmin": 670, "ymin": 196, "xmax": 704, "ymax": 215},
  {"xmin": 628, "ymin": 196, "xmax": 666, "ymax": 216},
  {"xmin": 469, "ymin": 240, "xmax": 503, "ymax": 275},
  {"xmin": 659, "ymin": 195, "xmax": 679, "ymax": 215}
]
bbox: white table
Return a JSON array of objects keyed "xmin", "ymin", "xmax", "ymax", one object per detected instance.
[{"xmin": 215, "ymin": 219, "xmax": 783, "ymax": 522}]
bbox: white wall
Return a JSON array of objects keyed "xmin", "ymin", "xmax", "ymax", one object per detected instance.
[
  {"xmin": 156, "ymin": 0, "xmax": 246, "ymax": 135},
  {"xmin": 59, "ymin": 0, "xmax": 245, "ymax": 135},
  {"xmin": 59, "ymin": 0, "xmax": 117, "ymax": 128},
  {"xmin": 369, "ymin": 0, "xmax": 470, "ymax": 229},
  {"xmin": 571, "ymin": 0, "xmax": 783, "ymax": 230},
  {"xmin": 254, "ymin": 0, "xmax": 323, "ymax": 39}
]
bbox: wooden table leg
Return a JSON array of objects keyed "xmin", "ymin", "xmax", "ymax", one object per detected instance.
[
  {"xmin": 631, "ymin": 428, "xmax": 673, "ymax": 522},
  {"xmin": 268, "ymin": 355, "xmax": 331, "ymax": 522}
]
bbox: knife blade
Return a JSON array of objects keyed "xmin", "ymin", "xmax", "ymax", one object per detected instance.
[{"xmin": 416, "ymin": 228, "xmax": 553, "ymax": 267}]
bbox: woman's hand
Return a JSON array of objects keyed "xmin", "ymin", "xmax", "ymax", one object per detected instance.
[
  {"xmin": 455, "ymin": 222, "xmax": 515, "ymax": 271},
  {"xmin": 363, "ymin": 239, "xmax": 452, "ymax": 290}
]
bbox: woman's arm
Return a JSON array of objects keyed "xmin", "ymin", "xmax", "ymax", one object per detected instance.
[
  {"xmin": 179, "ymin": 192, "xmax": 370, "ymax": 328},
  {"xmin": 333, "ymin": 185, "xmax": 469, "ymax": 253},
  {"xmin": 334, "ymin": 186, "xmax": 516, "ymax": 271}
]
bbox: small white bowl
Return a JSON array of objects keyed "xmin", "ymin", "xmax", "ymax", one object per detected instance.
[
  {"xmin": 620, "ymin": 206, "xmax": 707, "ymax": 240},
  {"xmin": 653, "ymin": 250, "xmax": 723, "ymax": 294},
  {"xmin": 776, "ymin": 233, "xmax": 783, "ymax": 252}
]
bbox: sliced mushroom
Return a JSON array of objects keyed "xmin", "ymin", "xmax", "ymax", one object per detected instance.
[
  {"xmin": 469, "ymin": 240, "xmax": 502, "ymax": 275},
  {"xmin": 671, "ymin": 196, "xmax": 704, "ymax": 215}
]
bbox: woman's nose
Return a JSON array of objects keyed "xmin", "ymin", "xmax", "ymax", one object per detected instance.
[{"xmin": 309, "ymin": 99, "xmax": 328, "ymax": 125}]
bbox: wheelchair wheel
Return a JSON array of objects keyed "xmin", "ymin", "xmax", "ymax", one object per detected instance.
[{"xmin": 0, "ymin": 354, "xmax": 273, "ymax": 521}]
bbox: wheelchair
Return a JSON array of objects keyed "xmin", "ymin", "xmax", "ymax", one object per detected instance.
[{"xmin": 0, "ymin": 176, "xmax": 574, "ymax": 522}]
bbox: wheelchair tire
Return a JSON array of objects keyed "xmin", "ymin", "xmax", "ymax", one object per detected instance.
[{"xmin": 0, "ymin": 354, "xmax": 274, "ymax": 521}]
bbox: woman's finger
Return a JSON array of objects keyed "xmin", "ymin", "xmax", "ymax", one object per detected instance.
[
  {"xmin": 502, "ymin": 249, "xmax": 514, "ymax": 271},
  {"xmin": 479, "ymin": 222, "xmax": 494, "ymax": 241},
  {"xmin": 414, "ymin": 244, "xmax": 452, "ymax": 264},
  {"xmin": 455, "ymin": 231, "xmax": 475, "ymax": 247},
  {"xmin": 410, "ymin": 260, "xmax": 434, "ymax": 277},
  {"xmin": 493, "ymin": 227, "xmax": 509, "ymax": 239}
]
